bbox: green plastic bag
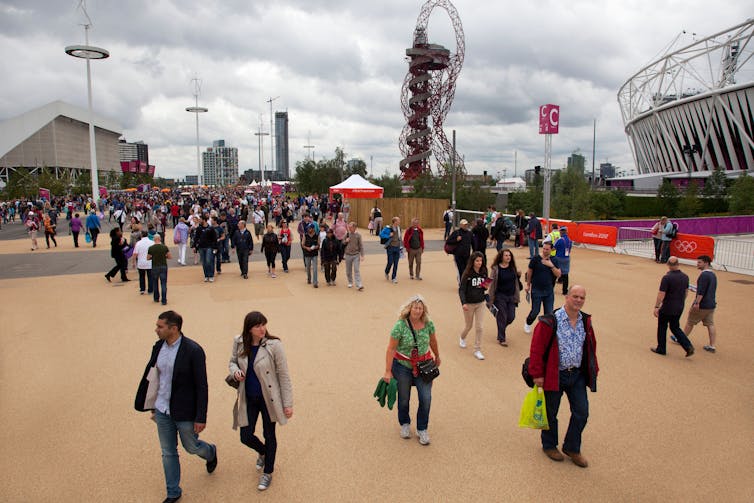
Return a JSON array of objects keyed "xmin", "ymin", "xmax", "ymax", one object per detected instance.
[{"xmin": 518, "ymin": 385, "xmax": 549, "ymax": 430}]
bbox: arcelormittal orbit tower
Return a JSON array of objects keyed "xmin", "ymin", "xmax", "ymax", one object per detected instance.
[{"xmin": 399, "ymin": 0, "xmax": 465, "ymax": 180}]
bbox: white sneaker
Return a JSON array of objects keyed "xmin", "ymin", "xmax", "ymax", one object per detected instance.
[
  {"xmin": 257, "ymin": 473, "xmax": 272, "ymax": 491},
  {"xmin": 347, "ymin": 283, "xmax": 353, "ymax": 288},
  {"xmin": 417, "ymin": 429, "xmax": 430, "ymax": 445},
  {"xmin": 209, "ymin": 277, "xmax": 215, "ymax": 283},
  {"xmin": 524, "ymin": 323, "xmax": 532, "ymax": 334},
  {"xmin": 474, "ymin": 350, "xmax": 485, "ymax": 360},
  {"xmin": 459, "ymin": 337, "xmax": 467, "ymax": 349},
  {"xmin": 392, "ymin": 278, "xmax": 398, "ymax": 284},
  {"xmin": 400, "ymin": 423, "xmax": 411, "ymax": 439}
]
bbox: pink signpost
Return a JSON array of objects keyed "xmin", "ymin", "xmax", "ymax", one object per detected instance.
[{"xmin": 538, "ymin": 104, "xmax": 559, "ymax": 224}]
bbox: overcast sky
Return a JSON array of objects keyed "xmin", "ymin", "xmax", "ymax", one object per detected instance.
[{"xmin": 0, "ymin": 0, "xmax": 751, "ymax": 181}]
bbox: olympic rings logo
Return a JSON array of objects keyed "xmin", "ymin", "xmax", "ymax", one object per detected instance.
[{"xmin": 673, "ymin": 240, "xmax": 698, "ymax": 253}]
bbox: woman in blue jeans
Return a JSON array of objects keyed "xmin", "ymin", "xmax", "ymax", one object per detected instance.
[{"xmin": 383, "ymin": 295, "xmax": 441, "ymax": 446}]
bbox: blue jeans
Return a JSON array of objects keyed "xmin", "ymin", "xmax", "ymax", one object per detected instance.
[
  {"xmin": 154, "ymin": 410, "xmax": 215, "ymax": 499},
  {"xmin": 199, "ymin": 247, "xmax": 215, "ymax": 278},
  {"xmin": 304, "ymin": 255, "xmax": 318, "ymax": 285},
  {"xmin": 528, "ymin": 237, "xmax": 539, "ymax": 259},
  {"xmin": 541, "ymin": 369, "xmax": 589, "ymax": 454},
  {"xmin": 392, "ymin": 359, "xmax": 432, "ymax": 431},
  {"xmin": 526, "ymin": 290, "xmax": 554, "ymax": 325},
  {"xmin": 151, "ymin": 265, "xmax": 168, "ymax": 303},
  {"xmin": 221, "ymin": 237, "xmax": 230, "ymax": 261},
  {"xmin": 385, "ymin": 246, "xmax": 400, "ymax": 280}
]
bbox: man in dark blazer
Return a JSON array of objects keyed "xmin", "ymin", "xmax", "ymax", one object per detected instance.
[{"xmin": 135, "ymin": 311, "xmax": 217, "ymax": 503}]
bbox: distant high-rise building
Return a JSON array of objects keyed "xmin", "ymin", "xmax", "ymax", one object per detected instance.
[
  {"xmin": 567, "ymin": 152, "xmax": 586, "ymax": 174},
  {"xmin": 202, "ymin": 139, "xmax": 238, "ymax": 186},
  {"xmin": 185, "ymin": 175, "xmax": 198, "ymax": 185},
  {"xmin": 119, "ymin": 139, "xmax": 149, "ymax": 165},
  {"xmin": 274, "ymin": 111, "xmax": 289, "ymax": 179},
  {"xmin": 600, "ymin": 162, "xmax": 616, "ymax": 179}
]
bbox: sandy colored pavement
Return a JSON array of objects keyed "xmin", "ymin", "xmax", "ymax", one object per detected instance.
[{"xmin": 1, "ymin": 231, "xmax": 753, "ymax": 503}]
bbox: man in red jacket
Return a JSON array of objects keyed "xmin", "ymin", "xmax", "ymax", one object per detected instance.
[{"xmin": 529, "ymin": 285, "xmax": 598, "ymax": 468}]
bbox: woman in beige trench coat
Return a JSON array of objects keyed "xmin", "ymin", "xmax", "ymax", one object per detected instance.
[{"xmin": 229, "ymin": 311, "xmax": 293, "ymax": 491}]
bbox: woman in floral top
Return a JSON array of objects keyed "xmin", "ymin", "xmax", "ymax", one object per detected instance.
[{"xmin": 382, "ymin": 295, "xmax": 441, "ymax": 445}]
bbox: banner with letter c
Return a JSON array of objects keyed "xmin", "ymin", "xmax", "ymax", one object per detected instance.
[
  {"xmin": 671, "ymin": 233, "xmax": 715, "ymax": 261},
  {"xmin": 575, "ymin": 223, "xmax": 617, "ymax": 247}
]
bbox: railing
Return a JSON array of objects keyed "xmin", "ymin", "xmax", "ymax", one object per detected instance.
[
  {"xmin": 714, "ymin": 238, "xmax": 754, "ymax": 274},
  {"xmin": 616, "ymin": 227, "xmax": 655, "ymax": 259}
]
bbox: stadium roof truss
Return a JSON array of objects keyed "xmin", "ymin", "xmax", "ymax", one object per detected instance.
[{"xmin": 618, "ymin": 19, "xmax": 754, "ymax": 174}]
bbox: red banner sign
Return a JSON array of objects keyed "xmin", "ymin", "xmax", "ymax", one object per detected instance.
[
  {"xmin": 575, "ymin": 223, "xmax": 617, "ymax": 247},
  {"xmin": 539, "ymin": 104, "xmax": 560, "ymax": 134},
  {"xmin": 99, "ymin": 187, "xmax": 108, "ymax": 197},
  {"xmin": 39, "ymin": 187, "xmax": 51, "ymax": 200},
  {"xmin": 670, "ymin": 233, "xmax": 715, "ymax": 261}
]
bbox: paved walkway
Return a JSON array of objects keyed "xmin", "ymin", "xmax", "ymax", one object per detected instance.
[{"xmin": 0, "ymin": 226, "xmax": 752, "ymax": 502}]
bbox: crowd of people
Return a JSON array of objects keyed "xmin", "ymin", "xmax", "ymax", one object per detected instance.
[{"xmin": 2, "ymin": 190, "xmax": 721, "ymax": 500}]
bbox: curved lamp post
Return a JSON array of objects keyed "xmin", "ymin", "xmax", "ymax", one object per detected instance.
[
  {"xmin": 186, "ymin": 105, "xmax": 208, "ymax": 186},
  {"xmin": 65, "ymin": 32, "xmax": 109, "ymax": 202}
]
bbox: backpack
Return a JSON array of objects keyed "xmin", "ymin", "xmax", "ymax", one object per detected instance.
[
  {"xmin": 379, "ymin": 225, "xmax": 392, "ymax": 245},
  {"xmin": 409, "ymin": 229, "xmax": 421, "ymax": 249},
  {"xmin": 667, "ymin": 222, "xmax": 679, "ymax": 238},
  {"xmin": 443, "ymin": 211, "xmax": 450, "ymax": 223}
]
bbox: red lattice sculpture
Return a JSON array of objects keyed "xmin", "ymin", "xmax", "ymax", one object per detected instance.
[{"xmin": 399, "ymin": 0, "xmax": 465, "ymax": 180}]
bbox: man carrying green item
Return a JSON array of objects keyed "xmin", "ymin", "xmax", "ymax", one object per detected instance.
[{"xmin": 528, "ymin": 285, "xmax": 598, "ymax": 468}]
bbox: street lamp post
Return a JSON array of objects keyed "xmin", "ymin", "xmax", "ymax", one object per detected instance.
[
  {"xmin": 254, "ymin": 128, "xmax": 269, "ymax": 185},
  {"xmin": 65, "ymin": 24, "xmax": 109, "ymax": 202},
  {"xmin": 266, "ymin": 96, "xmax": 279, "ymax": 180},
  {"xmin": 186, "ymin": 79, "xmax": 208, "ymax": 186}
]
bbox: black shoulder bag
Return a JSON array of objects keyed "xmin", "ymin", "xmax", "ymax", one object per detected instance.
[
  {"xmin": 521, "ymin": 317, "xmax": 556, "ymax": 388},
  {"xmin": 407, "ymin": 319, "xmax": 439, "ymax": 383}
]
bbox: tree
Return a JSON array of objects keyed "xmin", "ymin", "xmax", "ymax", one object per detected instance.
[
  {"xmin": 657, "ymin": 180, "xmax": 680, "ymax": 217},
  {"xmin": 37, "ymin": 168, "xmax": 68, "ymax": 197},
  {"xmin": 104, "ymin": 170, "xmax": 121, "ymax": 190},
  {"xmin": 552, "ymin": 167, "xmax": 591, "ymax": 219},
  {"xmin": 456, "ymin": 181, "xmax": 495, "ymax": 211},
  {"xmin": 373, "ymin": 173, "xmax": 402, "ymax": 198},
  {"xmin": 344, "ymin": 158, "xmax": 367, "ymax": 178},
  {"xmin": 589, "ymin": 190, "xmax": 623, "ymax": 219},
  {"xmin": 5, "ymin": 168, "xmax": 38, "ymax": 199},
  {"xmin": 702, "ymin": 167, "xmax": 729, "ymax": 213},
  {"xmin": 678, "ymin": 181, "xmax": 702, "ymax": 217},
  {"xmin": 729, "ymin": 173, "xmax": 754, "ymax": 214},
  {"xmin": 72, "ymin": 172, "xmax": 92, "ymax": 196}
]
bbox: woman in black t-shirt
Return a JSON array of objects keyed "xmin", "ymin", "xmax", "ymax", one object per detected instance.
[
  {"xmin": 488, "ymin": 249, "xmax": 522, "ymax": 346},
  {"xmin": 458, "ymin": 251, "xmax": 489, "ymax": 360}
]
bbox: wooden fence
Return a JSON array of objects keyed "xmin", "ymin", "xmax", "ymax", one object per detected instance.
[{"xmin": 348, "ymin": 198, "xmax": 450, "ymax": 229}]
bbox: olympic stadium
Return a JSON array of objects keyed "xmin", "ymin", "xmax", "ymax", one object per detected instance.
[{"xmin": 617, "ymin": 19, "xmax": 754, "ymax": 183}]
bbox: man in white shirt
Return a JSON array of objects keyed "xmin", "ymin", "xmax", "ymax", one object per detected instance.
[{"xmin": 133, "ymin": 230, "xmax": 154, "ymax": 295}]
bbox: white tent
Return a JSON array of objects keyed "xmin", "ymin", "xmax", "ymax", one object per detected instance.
[{"xmin": 329, "ymin": 174, "xmax": 384, "ymax": 198}]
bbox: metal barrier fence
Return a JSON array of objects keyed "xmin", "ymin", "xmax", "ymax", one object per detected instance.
[
  {"xmin": 713, "ymin": 238, "xmax": 754, "ymax": 273},
  {"xmin": 616, "ymin": 227, "xmax": 655, "ymax": 259},
  {"xmin": 616, "ymin": 227, "xmax": 754, "ymax": 275}
]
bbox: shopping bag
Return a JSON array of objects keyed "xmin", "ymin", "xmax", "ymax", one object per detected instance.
[
  {"xmin": 518, "ymin": 386, "xmax": 549, "ymax": 430},
  {"xmin": 85, "ymin": 231, "xmax": 92, "ymax": 243}
]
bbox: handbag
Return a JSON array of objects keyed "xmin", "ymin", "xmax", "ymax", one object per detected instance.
[
  {"xmin": 225, "ymin": 373, "xmax": 240, "ymax": 389},
  {"xmin": 407, "ymin": 319, "xmax": 439, "ymax": 383},
  {"xmin": 521, "ymin": 326, "xmax": 555, "ymax": 387}
]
